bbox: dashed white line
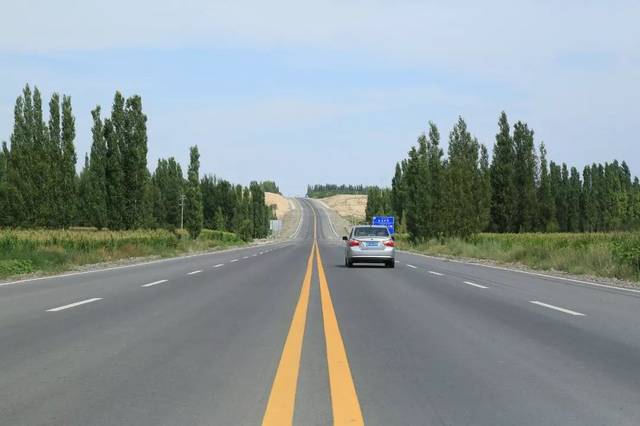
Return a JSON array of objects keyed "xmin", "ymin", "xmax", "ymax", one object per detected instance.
[
  {"xmin": 463, "ymin": 281, "xmax": 488, "ymax": 289},
  {"xmin": 142, "ymin": 279, "xmax": 168, "ymax": 288},
  {"xmin": 259, "ymin": 251, "xmax": 264, "ymax": 255},
  {"xmin": 214, "ymin": 264, "xmax": 224, "ymax": 268},
  {"xmin": 407, "ymin": 264, "xmax": 417, "ymax": 269},
  {"xmin": 230, "ymin": 259, "xmax": 239, "ymax": 263},
  {"xmin": 47, "ymin": 298, "xmax": 103, "ymax": 312},
  {"xmin": 530, "ymin": 301, "xmax": 585, "ymax": 316},
  {"xmin": 428, "ymin": 271, "xmax": 444, "ymax": 276},
  {"xmin": 243, "ymin": 256, "xmax": 249, "ymax": 259},
  {"xmin": 187, "ymin": 270, "xmax": 202, "ymax": 275},
  {"xmin": 252, "ymin": 254, "xmax": 258, "ymax": 257}
]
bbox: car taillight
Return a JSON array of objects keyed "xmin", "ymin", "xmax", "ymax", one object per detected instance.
[
  {"xmin": 349, "ymin": 240, "xmax": 361, "ymax": 247},
  {"xmin": 383, "ymin": 240, "xmax": 395, "ymax": 247}
]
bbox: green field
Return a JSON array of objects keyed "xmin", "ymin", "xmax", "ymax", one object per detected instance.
[
  {"xmin": 0, "ymin": 228, "xmax": 244, "ymax": 280},
  {"xmin": 397, "ymin": 232, "xmax": 640, "ymax": 283}
]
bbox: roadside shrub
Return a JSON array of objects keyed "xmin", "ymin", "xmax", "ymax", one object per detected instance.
[
  {"xmin": 397, "ymin": 231, "xmax": 640, "ymax": 282},
  {"xmin": 199, "ymin": 229, "xmax": 242, "ymax": 243}
]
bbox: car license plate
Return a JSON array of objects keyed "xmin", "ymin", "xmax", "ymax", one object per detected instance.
[{"xmin": 365, "ymin": 241, "xmax": 378, "ymax": 247}]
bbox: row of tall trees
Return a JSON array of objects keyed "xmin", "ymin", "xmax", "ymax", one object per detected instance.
[
  {"xmin": 364, "ymin": 187, "xmax": 391, "ymax": 221},
  {"xmin": 371, "ymin": 112, "xmax": 640, "ymax": 241},
  {"xmin": 306, "ymin": 184, "xmax": 373, "ymax": 198},
  {"xmin": 1, "ymin": 84, "xmax": 273, "ymax": 240},
  {"xmin": 200, "ymin": 176, "xmax": 272, "ymax": 241},
  {"xmin": 0, "ymin": 85, "xmax": 77, "ymax": 227}
]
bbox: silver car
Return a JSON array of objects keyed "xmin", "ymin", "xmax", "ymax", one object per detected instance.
[{"xmin": 343, "ymin": 225, "xmax": 395, "ymax": 268}]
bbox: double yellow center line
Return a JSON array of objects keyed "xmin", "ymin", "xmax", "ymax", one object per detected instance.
[{"xmin": 262, "ymin": 209, "xmax": 364, "ymax": 425}]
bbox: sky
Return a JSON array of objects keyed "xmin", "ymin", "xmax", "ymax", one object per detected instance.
[{"xmin": 1, "ymin": 0, "xmax": 639, "ymax": 195}]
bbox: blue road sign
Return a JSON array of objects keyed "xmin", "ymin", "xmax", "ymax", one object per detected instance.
[{"xmin": 372, "ymin": 216, "xmax": 395, "ymax": 235}]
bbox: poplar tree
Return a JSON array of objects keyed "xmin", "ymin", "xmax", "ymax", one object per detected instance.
[
  {"xmin": 567, "ymin": 167, "xmax": 582, "ymax": 231},
  {"xmin": 47, "ymin": 93, "xmax": 63, "ymax": 227},
  {"xmin": 537, "ymin": 143, "xmax": 556, "ymax": 231},
  {"xmin": 8, "ymin": 86, "xmax": 36, "ymax": 225},
  {"xmin": 104, "ymin": 117, "xmax": 124, "ymax": 230},
  {"xmin": 0, "ymin": 142, "xmax": 11, "ymax": 226},
  {"xmin": 390, "ymin": 162, "xmax": 405, "ymax": 222},
  {"xmin": 60, "ymin": 95, "xmax": 77, "ymax": 228},
  {"xmin": 32, "ymin": 87, "xmax": 51, "ymax": 226},
  {"xmin": 152, "ymin": 158, "xmax": 183, "ymax": 229},
  {"xmin": 185, "ymin": 146, "xmax": 203, "ymax": 238},
  {"xmin": 445, "ymin": 117, "xmax": 481, "ymax": 237},
  {"xmin": 122, "ymin": 95, "xmax": 149, "ymax": 228},
  {"xmin": 490, "ymin": 112, "xmax": 516, "ymax": 232},
  {"xmin": 404, "ymin": 138, "xmax": 430, "ymax": 241},
  {"xmin": 513, "ymin": 121, "xmax": 537, "ymax": 232},
  {"xmin": 580, "ymin": 165, "xmax": 595, "ymax": 232},
  {"xmin": 477, "ymin": 144, "xmax": 492, "ymax": 231},
  {"xmin": 88, "ymin": 106, "xmax": 108, "ymax": 229},
  {"xmin": 426, "ymin": 122, "xmax": 445, "ymax": 236},
  {"xmin": 77, "ymin": 154, "xmax": 91, "ymax": 226}
]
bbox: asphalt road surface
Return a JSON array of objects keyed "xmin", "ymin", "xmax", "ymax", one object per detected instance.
[{"xmin": 1, "ymin": 199, "xmax": 640, "ymax": 425}]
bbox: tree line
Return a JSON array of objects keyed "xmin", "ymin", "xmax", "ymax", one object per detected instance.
[
  {"xmin": 306, "ymin": 184, "xmax": 374, "ymax": 198},
  {"xmin": 367, "ymin": 112, "xmax": 640, "ymax": 241},
  {"xmin": 0, "ymin": 84, "xmax": 273, "ymax": 240}
]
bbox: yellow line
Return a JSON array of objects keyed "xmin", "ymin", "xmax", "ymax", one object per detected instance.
[
  {"xmin": 316, "ymin": 244, "xmax": 365, "ymax": 425},
  {"xmin": 262, "ymin": 214, "xmax": 316, "ymax": 426}
]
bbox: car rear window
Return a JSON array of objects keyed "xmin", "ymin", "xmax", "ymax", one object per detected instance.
[{"xmin": 353, "ymin": 227, "xmax": 389, "ymax": 237}]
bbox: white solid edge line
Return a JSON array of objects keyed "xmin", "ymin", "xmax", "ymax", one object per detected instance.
[
  {"xmin": 407, "ymin": 264, "xmax": 417, "ymax": 269},
  {"xmin": 214, "ymin": 264, "xmax": 224, "ymax": 268},
  {"xmin": 187, "ymin": 270, "xmax": 202, "ymax": 275},
  {"xmin": 142, "ymin": 279, "xmax": 168, "ymax": 288},
  {"xmin": 47, "ymin": 298, "xmax": 103, "ymax": 312},
  {"xmin": 530, "ymin": 301, "xmax": 585, "ymax": 316},
  {"xmin": 0, "ymin": 240, "xmax": 284, "ymax": 288},
  {"xmin": 463, "ymin": 281, "xmax": 488, "ymax": 289},
  {"xmin": 428, "ymin": 271, "xmax": 444, "ymax": 276},
  {"xmin": 398, "ymin": 249, "xmax": 640, "ymax": 295}
]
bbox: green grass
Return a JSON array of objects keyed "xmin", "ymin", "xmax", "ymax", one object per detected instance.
[
  {"xmin": 396, "ymin": 232, "xmax": 640, "ymax": 282},
  {"xmin": 0, "ymin": 228, "xmax": 245, "ymax": 280}
]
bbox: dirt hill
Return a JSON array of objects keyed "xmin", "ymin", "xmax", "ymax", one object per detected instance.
[
  {"xmin": 318, "ymin": 194, "xmax": 367, "ymax": 221},
  {"xmin": 265, "ymin": 192, "xmax": 292, "ymax": 219}
]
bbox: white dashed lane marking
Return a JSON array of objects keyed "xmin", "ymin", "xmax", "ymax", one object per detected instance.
[
  {"xmin": 530, "ymin": 301, "xmax": 585, "ymax": 316},
  {"xmin": 407, "ymin": 264, "xmax": 417, "ymax": 269},
  {"xmin": 463, "ymin": 281, "xmax": 488, "ymax": 289},
  {"xmin": 47, "ymin": 298, "xmax": 103, "ymax": 312},
  {"xmin": 428, "ymin": 271, "xmax": 444, "ymax": 276},
  {"xmin": 214, "ymin": 264, "xmax": 224, "ymax": 268},
  {"xmin": 187, "ymin": 270, "xmax": 202, "ymax": 275},
  {"xmin": 142, "ymin": 279, "xmax": 168, "ymax": 288}
]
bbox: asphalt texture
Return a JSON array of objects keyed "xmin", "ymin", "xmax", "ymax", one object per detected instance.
[{"xmin": 1, "ymin": 198, "xmax": 640, "ymax": 425}]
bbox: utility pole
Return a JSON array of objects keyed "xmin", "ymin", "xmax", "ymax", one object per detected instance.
[{"xmin": 180, "ymin": 193, "xmax": 186, "ymax": 229}]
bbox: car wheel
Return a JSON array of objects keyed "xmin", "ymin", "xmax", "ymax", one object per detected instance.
[
  {"xmin": 387, "ymin": 260, "xmax": 395, "ymax": 268},
  {"xmin": 346, "ymin": 259, "xmax": 353, "ymax": 268}
]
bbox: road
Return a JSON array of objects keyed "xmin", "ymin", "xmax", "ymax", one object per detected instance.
[{"xmin": 1, "ymin": 199, "xmax": 640, "ymax": 425}]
